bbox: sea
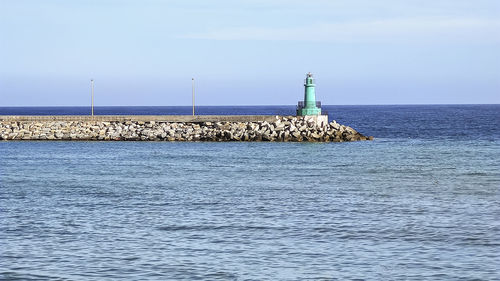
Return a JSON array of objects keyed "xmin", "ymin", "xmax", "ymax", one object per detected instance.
[{"xmin": 1, "ymin": 105, "xmax": 499, "ymax": 280}]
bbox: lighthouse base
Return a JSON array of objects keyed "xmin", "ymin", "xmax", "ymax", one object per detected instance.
[{"xmin": 297, "ymin": 107, "xmax": 322, "ymax": 116}]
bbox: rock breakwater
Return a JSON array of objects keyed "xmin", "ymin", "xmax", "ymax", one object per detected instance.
[{"xmin": 0, "ymin": 116, "xmax": 372, "ymax": 142}]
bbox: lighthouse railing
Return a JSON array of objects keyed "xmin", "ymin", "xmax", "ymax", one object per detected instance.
[{"xmin": 296, "ymin": 101, "xmax": 322, "ymax": 110}]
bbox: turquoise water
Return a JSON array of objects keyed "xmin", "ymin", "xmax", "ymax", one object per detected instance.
[{"xmin": 1, "ymin": 105, "xmax": 499, "ymax": 280}]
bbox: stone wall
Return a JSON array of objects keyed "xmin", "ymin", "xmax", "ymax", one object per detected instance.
[{"xmin": 0, "ymin": 116, "xmax": 372, "ymax": 142}]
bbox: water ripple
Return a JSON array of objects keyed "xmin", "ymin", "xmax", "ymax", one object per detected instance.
[{"xmin": 1, "ymin": 138, "xmax": 499, "ymax": 280}]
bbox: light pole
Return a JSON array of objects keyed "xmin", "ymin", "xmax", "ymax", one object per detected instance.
[
  {"xmin": 91, "ymin": 79, "xmax": 94, "ymax": 116},
  {"xmin": 192, "ymin": 78, "xmax": 195, "ymax": 116}
]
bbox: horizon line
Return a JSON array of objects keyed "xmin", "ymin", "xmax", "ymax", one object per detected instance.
[{"xmin": 1, "ymin": 103, "xmax": 499, "ymax": 107}]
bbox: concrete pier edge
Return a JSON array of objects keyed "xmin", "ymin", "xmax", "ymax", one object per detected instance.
[{"xmin": 0, "ymin": 115, "xmax": 286, "ymax": 123}]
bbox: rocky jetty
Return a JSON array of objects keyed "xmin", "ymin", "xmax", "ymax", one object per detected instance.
[{"xmin": 0, "ymin": 116, "xmax": 372, "ymax": 142}]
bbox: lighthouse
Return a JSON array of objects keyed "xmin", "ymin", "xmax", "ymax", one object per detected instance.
[{"xmin": 297, "ymin": 72, "xmax": 322, "ymax": 116}]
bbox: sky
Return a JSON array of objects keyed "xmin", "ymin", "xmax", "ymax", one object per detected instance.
[{"xmin": 0, "ymin": 0, "xmax": 499, "ymax": 106}]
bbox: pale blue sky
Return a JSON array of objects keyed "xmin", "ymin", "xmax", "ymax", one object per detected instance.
[{"xmin": 1, "ymin": 0, "xmax": 499, "ymax": 106}]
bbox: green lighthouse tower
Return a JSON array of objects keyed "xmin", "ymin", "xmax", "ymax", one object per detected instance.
[{"xmin": 297, "ymin": 72, "xmax": 322, "ymax": 116}]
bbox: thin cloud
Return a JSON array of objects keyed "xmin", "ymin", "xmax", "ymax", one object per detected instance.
[{"xmin": 181, "ymin": 18, "xmax": 500, "ymax": 43}]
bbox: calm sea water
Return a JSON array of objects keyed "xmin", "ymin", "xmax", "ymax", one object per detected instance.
[{"xmin": 1, "ymin": 105, "xmax": 499, "ymax": 280}]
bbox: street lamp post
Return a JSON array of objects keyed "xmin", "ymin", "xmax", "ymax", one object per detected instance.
[
  {"xmin": 91, "ymin": 79, "xmax": 94, "ymax": 116},
  {"xmin": 192, "ymin": 78, "xmax": 195, "ymax": 116}
]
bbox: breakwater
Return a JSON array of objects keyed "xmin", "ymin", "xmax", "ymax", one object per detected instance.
[{"xmin": 0, "ymin": 115, "xmax": 372, "ymax": 142}]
